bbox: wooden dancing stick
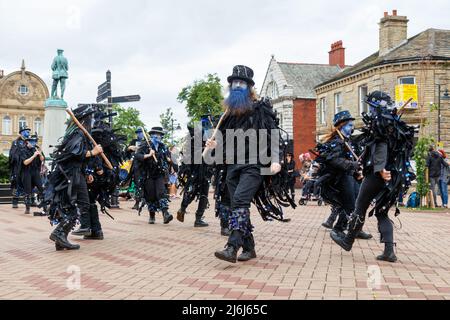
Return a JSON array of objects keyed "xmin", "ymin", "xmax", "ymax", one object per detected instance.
[
  {"xmin": 202, "ymin": 111, "xmax": 228, "ymax": 158},
  {"xmin": 66, "ymin": 108, "xmax": 113, "ymax": 170},
  {"xmin": 141, "ymin": 127, "xmax": 158, "ymax": 163},
  {"xmin": 397, "ymin": 97, "xmax": 414, "ymax": 115}
]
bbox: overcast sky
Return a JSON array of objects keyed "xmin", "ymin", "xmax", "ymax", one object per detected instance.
[{"xmin": 1, "ymin": 0, "xmax": 449, "ymax": 135}]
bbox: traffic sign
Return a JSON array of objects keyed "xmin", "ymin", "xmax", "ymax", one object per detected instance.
[{"xmin": 96, "ymin": 89, "xmax": 111, "ymax": 103}]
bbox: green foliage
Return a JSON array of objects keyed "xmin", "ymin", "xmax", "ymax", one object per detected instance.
[
  {"xmin": 413, "ymin": 135, "xmax": 435, "ymax": 202},
  {"xmin": 0, "ymin": 154, "xmax": 10, "ymax": 183},
  {"xmin": 112, "ymin": 104, "xmax": 146, "ymax": 144},
  {"xmin": 159, "ymin": 107, "xmax": 181, "ymax": 147},
  {"xmin": 177, "ymin": 73, "xmax": 224, "ymax": 123}
]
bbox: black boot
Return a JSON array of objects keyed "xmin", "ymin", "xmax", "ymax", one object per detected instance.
[
  {"xmin": 330, "ymin": 213, "xmax": 363, "ymax": 252},
  {"xmin": 72, "ymin": 227, "xmax": 92, "ymax": 236},
  {"xmin": 12, "ymin": 197, "xmax": 19, "ymax": 209},
  {"xmin": 84, "ymin": 230, "xmax": 104, "ymax": 240},
  {"xmin": 214, "ymin": 245, "xmax": 238, "ymax": 263},
  {"xmin": 177, "ymin": 207, "xmax": 186, "ymax": 222},
  {"xmin": 356, "ymin": 230, "xmax": 373, "ymax": 240},
  {"xmin": 162, "ymin": 209, "xmax": 173, "ymax": 224},
  {"xmin": 331, "ymin": 227, "xmax": 345, "ymax": 239},
  {"xmin": 321, "ymin": 218, "xmax": 334, "ymax": 229},
  {"xmin": 221, "ymin": 227, "xmax": 231, "ymax": 236},
  {"xmin": 148, "ymin": 212, "xmax": 156, "ymax": 224},
  {"xmin": 238, "ymin": 235, "xmax": 256, "ymax": 261},
  {"xmin": 132, "ymin": 200, "xmax": 139, "ymax": 210},
  {"xmin": 49, "ymin": 221, "xmax": 80, "ymax": 251},
  {"xmin": 24, "ymin": 205, "xmax": 31, "ymax": 215},
  {"xmin": 194, "ymin": 212, "xmax": 208, "ymax": 227},
  {"xmin": 376, "ymin": 242, "xmax": 397, "ymax": 262}
]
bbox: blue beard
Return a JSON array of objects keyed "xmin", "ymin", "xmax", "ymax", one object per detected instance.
[{"xmin": 225, "ymin": 88, "xmax": 253, "ymax": 111}]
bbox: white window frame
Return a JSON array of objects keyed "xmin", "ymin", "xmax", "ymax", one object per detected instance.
[
  {"xmin": 18, "ymin": 84, "xmax": 29, "ymax": 95},
  {"xmin": 319, "ymin": 98, "xmax": 326, "ymax": 125},
  {"xmin": 19, "ymin": 117, "xmax": 26, "ymax": 130},
  {"xmin": 34, "ymin": 117, "xmax": 42, "ymax": 136},
  {"xmin": 398, "ymin": 76, "xmax": 416, "ymax": 85},
  {"xmin": 2, "ymin": 116, "xmax": 12, "ymax": 135},
  {"xmin": 334, "ymin": 92, "xmax": 343, "ymax": 113},
  {"xmin": 358, "ymin": 85, "xmax": 368, "ymax": 115}
]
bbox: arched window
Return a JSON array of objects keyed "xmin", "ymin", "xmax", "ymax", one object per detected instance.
[
  {"xmin": 34, "ymin": 117, "xmax": 42, "ymax": 136},
  {"xmin": 18, "ymin": 85, "xmax": 29, "ymax": 95},
  {"xmin": 2, "ymin": 116, "xmax": 12, "ymax": 135},
  {"xmin": 19, "ymin": 117, "xmax": 26, "ymax": 131},
  {"xmin": 266, "ymin": 81, "xmax": 279, "ymax": 99}
]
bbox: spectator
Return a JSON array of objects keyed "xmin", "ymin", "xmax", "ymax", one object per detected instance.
[
  {"xmin": 168, "ymin": 146, "xmax": 180, "ymax": 199},
  {"xmin": 438, "ymin": 150, "xmax": 449, "ymax": 208},
  {"xmin": 426, "ymin": 146, "xmax": 449, "ymax": 207}
]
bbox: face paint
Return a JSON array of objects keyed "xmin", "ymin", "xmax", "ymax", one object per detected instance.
[
  {"xmin": 21, "ymin": 130, "xmax": 30, "ymax": 139},
  {"xmin": 137, "ymin": 132, "xmax": 144, "ymax": 140},
  {"xmin": 225, "ymin": 86, "xmax": 252, "ymax": 111},
  {"xmin": 151, "ymin": 134, "xmax": 162, "ymax": 146},
  {"xmin": 340, "ymin": 121, "xmax": 354, "ymax": 138},
  {"xmin": 231, "ymin": 80, "xmax": 248, "ymax": 90}
]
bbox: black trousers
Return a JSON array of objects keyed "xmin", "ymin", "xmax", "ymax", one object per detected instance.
[
  {"xmin": 288, "ymin": 177, "xmax": 295, "ymax": 197},
  {"xmin": 181, "ymin": 181, "xmax": 210, "ymax": 215},
  {"xmin": 353, "ymin": 173, "xmax": 393, "ymax": 243},
  {"xmin": 71, "ymin": 177, "xmax": 91, "ymax": 223},
  {"xmin": 226, "ymin": 164, "xmax": 263, "ymax": 209},
  {"xmin": 79, "ymin": 194, "xmax": 102, "ymax": 232},
  {"xmin": 23, "ymin": 171, "xmax": 43, "ymax": 207},
  {"xmin": 333, "ymin": 175, "xmax": 359, "ymax": 231},
  {"xmin": 143, "ymin": 176, "xmax": 168, "ymax": 212}
]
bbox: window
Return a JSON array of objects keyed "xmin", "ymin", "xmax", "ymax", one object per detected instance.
[
  {"xmin": 2, "ymin": 116, "xmax": 11, "ymax": 135},
  {"xmin": 19, "ymin": 117, "xmax": 26, "ymax": 131},
  {"xmin": 398, "ymin": 76, "xmax": 415, "ymax": 85},
  {"xmin": 319, "ymin": 98, "xmax": 326, "ymax": 124},
  {"xmin": 334, "ymin": 92, "xmax": 343, "ymax": 113},
  {"xmin": 18, "ymin": 85, "xmax": 29, "ymax": 95},
  {"xmin": 266, "ymin": 81, "xmax": 279, "ymax": 99},
  {"xmin": 34, "ymin": 117, "xmax": 42, "ymax": 136},
  {"xmin": 359, "ymin": 85, "xmax": 368, "ymax": 114}
]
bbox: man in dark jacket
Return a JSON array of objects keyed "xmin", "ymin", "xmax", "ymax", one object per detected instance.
[
  {"xmin": 426, "ymin": 146, "xmax": 449, "ymax": 207},
  {"xmin": 9, "ymin": 125, "xmax": 31, "ymax": 208}
]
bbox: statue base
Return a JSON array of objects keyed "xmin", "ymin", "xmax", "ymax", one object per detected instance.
[
  {"xmin": 42, "ymin": 99, "xmax": 68, "ymax": 159},
  {"xmin": 45, "ymin": 98, "xmax": 67, "ymax": 108}
]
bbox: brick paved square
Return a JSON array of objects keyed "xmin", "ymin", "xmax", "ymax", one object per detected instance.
[{"xmin": 1, "ymin": 197, "xmax": 450, "ymax": 300}]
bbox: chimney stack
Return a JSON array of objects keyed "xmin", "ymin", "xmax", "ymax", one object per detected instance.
[
  {"xmin": 329, "ymin": 40, "xmax": 345, "ymax": 68},
  {"xmin": 379, "ymin": 10, "xmax": 408, "ymax": 56}
]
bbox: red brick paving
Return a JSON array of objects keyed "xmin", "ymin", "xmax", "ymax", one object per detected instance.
[{"xmin": 0, "ymin": 197, "xmax": 450, "ymax": 300}]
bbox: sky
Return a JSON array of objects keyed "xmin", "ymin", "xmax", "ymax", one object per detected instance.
[{"xmin": 1, "ymin": 0, "xmax": 449, "ymax": 136}]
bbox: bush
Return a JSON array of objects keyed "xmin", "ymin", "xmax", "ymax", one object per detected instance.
[
  {"xmin": 0, "ymin": 154, "xmax": 10, "ymax": 183},
  {"xmin": 412, "ymin": 135, "xmax": 435, "ymax": 205}
]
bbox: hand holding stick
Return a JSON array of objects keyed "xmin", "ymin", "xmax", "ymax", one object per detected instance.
[
  {"xmin": 66, "ymin": 108, "xmax": 113, "ymax": 170},
  {"xmin": 141, "ymin": 127, "xmax": 158, "ymax": 163},
  {"xmin": 202, "ymin": 111, "xmax": 228, "ymax": 158}
]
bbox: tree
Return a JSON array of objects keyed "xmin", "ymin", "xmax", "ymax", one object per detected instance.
[
  {"xmin": 0, "ymin": 154, "xmax": 9, "ymax": 183},
  {"xmin": 112, "ymin": 104, "xmax": 146, "ymax": 144},
  {"xmin": 413, "ymin": 135, "xmax": 435, "ymax": 206},
  {"xmin": 159, "ymin": 107, "xmax": 181, "ymax": 147},
  {"xmin": 177, "ymin": 73, "xmax": 224, "ymax": 122}
]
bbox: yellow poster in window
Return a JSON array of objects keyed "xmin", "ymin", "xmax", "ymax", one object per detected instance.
[{"xmin": 395, "ymin": 84, "xmax": 418, "ymax": 108}]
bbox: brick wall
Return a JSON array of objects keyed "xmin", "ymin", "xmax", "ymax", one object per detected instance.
[{"xmin": 293, "ymin": 97, "xmax": 317, "ymax": 169}]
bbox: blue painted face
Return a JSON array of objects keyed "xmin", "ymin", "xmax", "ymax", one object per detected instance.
[
  {"xmin": 151, "ymin": 134, "xmax": 161, "ymax": 145},
  {"xmin": 137, "ymin": 132, "xmax": 144, "ymax": 140},
  {"xmin": 340, "ymin": 121, "xmax": 354, "ymax": 138},
  {"xmin": 21, "ymin": 130, "xmax": 30, "ymax": 139},
  {"xmin": 225, "ymin": 83, "xmax": 252, "ymax": 110}
]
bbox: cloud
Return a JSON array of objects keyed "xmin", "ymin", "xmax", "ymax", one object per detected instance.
[{"xmin": 1, "ymin": 0, "xmax": 449, "ymax": 134}]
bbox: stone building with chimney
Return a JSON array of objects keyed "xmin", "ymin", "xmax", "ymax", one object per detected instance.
[
  {"xmin": 0, "ymin": 61, "xmax": 49, "ymax": 155},
  {"xmin": 315, "ymin": 10, "xmax": 450, "ymax": 150},
  {"xmin": 260, "ymin": 43, "xmax": 345, "ymax": 163}
]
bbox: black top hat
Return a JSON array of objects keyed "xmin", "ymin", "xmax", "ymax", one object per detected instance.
[
  {"xmin": 149, "ymin": 126, "xmax": 165, "ymax": 136},
  {"xmin": 72, "ymin": 104, "xmax": 96, "ymax": 120},
  {"xmin": 333, "ymin": 110, "xmax": 355, "ymax": 127},
  {"xmin": 135, "ymin": 127, "xmax": 143, "ymax": 133},
  {"xmin": 227, "ymin": 65, "xmax": 255, "ymax": 86},
  {"xmin": 366, "ymin": 91, "xmax": 393, "ymax": 108},
  {"xmin": 19, "ymin": 124, "xmax": 31, "ymax": 134}
]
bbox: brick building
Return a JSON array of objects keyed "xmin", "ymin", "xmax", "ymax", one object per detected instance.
[
  {"xmin": 260, "ymin": 47, "xmax": 345, "ymax": 168},
  {"xmin": 315, "ymin": 11, "xmax": 450, "ymax": 151}
]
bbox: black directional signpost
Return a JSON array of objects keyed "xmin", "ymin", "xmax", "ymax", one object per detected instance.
[
  {"xmin": 96, "ymin": 70, "xmax": 141, "ymax": 208},
  {"xmin": 96, "ymin": 70, "xmax": 141, "ymax": 125}
]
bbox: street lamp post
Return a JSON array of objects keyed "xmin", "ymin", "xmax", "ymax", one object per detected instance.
[{"xmin": 437, "ymin": 85, "xmax": 450, "ymax": 144}]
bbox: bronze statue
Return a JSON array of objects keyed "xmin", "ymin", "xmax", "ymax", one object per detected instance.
[{"xmin": 51, "ymin": 49, "xmax": 69, "ymax": 99}]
